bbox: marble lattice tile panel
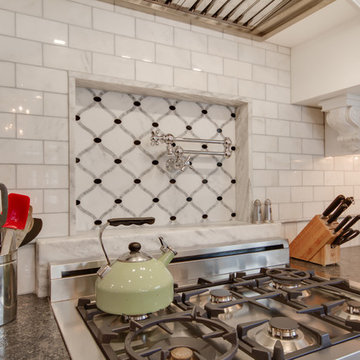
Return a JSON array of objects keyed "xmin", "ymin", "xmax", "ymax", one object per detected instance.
[{"xmin": 74, "ymin": 88, "xmax": 237, "ymax": 230}]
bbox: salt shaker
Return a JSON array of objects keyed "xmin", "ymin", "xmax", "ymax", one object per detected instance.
[
  {"xmin": 264, "ymin": 199, "xmax": 273, "ymax": 223},
  {"xmin": 252, "ymin": 199, "xmax": 262, "ymax": 224}
]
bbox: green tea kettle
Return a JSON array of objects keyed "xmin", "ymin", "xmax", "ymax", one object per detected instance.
[{"xmin": 95, "ymin": 217, "xmax": 177, "ymax": 315}]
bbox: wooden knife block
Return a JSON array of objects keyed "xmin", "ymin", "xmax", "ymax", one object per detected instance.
[{"xmin": 290, "ymin": 215, "xmax": 340, "ymax": 266}]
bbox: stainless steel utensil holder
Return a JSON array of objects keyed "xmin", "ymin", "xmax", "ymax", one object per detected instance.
[{"xmin": 0, "ymin": 250, "xmax": 17, "ymax": 326}]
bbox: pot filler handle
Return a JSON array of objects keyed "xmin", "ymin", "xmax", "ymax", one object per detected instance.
[{"xmin": 98, "ymin": 217, "xmax": 155, "ymax": 266}]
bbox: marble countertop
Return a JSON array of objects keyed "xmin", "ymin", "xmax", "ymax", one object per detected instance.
[{"xmin": 2, "ymin": 246, "xmax": 360, "ymax": 360}]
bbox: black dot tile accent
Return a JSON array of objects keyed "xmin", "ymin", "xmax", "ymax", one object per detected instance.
[
  {"xmin": 202, "ymin": 144, "xmax": 208, "ymax": 149},
  {"xmin": 75, "ymin": 115, "xmax": 80, "ymax": 121},
  {"xmin": 94, "ymin": 220, "xmax": 102, "ymax": 225},
  {"xmin": 217, "ymin": 162, "xmax": 222, "ymax": 167},
  {"xmin": 202, "ymin": 214, "xmax": 208, "ymax": 219},
  {"xmin": 202, "ymin": 109, "xmax": 207, "ymax": 114},
  {"xmin": 169, "ymin": 105, "xmax": 176, "ymax": 110},
  {"xmin": 94, "ymin": 137, "xmax": 101, "ymax": 143},
  {"xmin": 231, "ymin": 213, "xmax": 236, "ymax": 217},
  {"xmin": 75, "ymin": 157, "xmax": 80, "ymax": 163},
  {"xmin": 114, "ymin": 119, "xmax": 121, "ymax": 124},
  {"xmin": 231, "ymin": 113, "xmax": 236, "ymax": 118},
  {"xmin": 189, "ymin": 161, "xmax": 192, "ymax": 166},
  {"xmin": 186, "ymin": 125, "xmax": 192, "ymax": 130},
  {"xmin": 134, "ymin": 101, "xmax": 141, "ymax": 106},
  {"xmin": 170, "ymin": 179, "xmax": 176, "ymax": 184},
  {"xmin": 134, "ymin": 140, "xmax": 141, "ymax": 145},
  {"xmin": 217, "ymin": 196, "xmax": 222, "ymax": 201},
  {"xmin": 94, "ymin": 179, "xmax": 102, "ymax": 184},
  {"xmin": 186, "ymin": 197, "xmax": 192, "ymax": 202},
  {"xmin": 153, "ymin": 198, "xmax": 159, "ymax": 203},
  {"xmin": 170, "ymin": 216, "xmax": 176, "ymax": 221},
  {"xmin": 152, "ymin": 122, "xmax": 159, "ymax": 127},
  {"xmin": 76, "ymin": 200, "xmax": 80, "ymax": 205},
  {"xmin": 231, "ymin": 146, "xmax": 236, "ymax": 151},
  {"xmin": 114, "ymin": 159, "xmax": 122, "ymax": 164},
  {"xmin": 171, "ymin": 143, "xmax": 176, "ymax": 147},
  {"xmin": 114, "ymin": 199, "xmax": 122, "ymax": 204},
  {"xmin": 93, "ymin": 96, "xmax": 101, "ymax": 102},
  {"xmin": 231, "ymin": 179, "xmax": 236, "ymax": 184},
  {"xmin": 134, "ymin": 179, "xmax": 141, "ymax": 184},
  {"xmin": 152, "ymin": 160, "xmax": 159, "ymax": 165},
  {"xmin": 202, "ymin": 179, "xmax": 208, "ymax": 184},
  {"xmin": 217, "ymin": 128, "xmax": 222, "ymax": 133}
]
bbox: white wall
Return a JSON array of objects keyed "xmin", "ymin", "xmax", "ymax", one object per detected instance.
[
  {"xmin": 1, "ymin": 0, "xmax": 360, "ymax": 294},
  {"xmin": 291, "ymin": 14, "xmax": 360, "ymax": 105}
]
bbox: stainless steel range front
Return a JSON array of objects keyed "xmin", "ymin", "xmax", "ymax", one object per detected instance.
[{"xmin": 50, "ymin": 238, "xmax": 360, "ymax": 360}]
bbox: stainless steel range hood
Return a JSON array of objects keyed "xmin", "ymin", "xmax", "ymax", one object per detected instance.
[{"xmin": 103, "ymin": 0, "xmax": 335, "ymax": 40}]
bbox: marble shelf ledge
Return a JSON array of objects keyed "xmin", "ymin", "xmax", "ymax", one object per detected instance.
[{"xmin": 36, "ymin": 221, "xmax": 282, "ymax": 297}]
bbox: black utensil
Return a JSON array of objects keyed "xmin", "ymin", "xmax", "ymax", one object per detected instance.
[
  {"xmin": 327, "ymin": 203, "xmax": 349, "ymax": 224},
  {"xmin": 339, "ymin": 229, "xmax": 360, "ymax": 246},
  {"xmin": 20, "ymin": 218, "xmax": 42, "ymax": 247},
  {"xmin": 343, "ymin": 196, "xmax": 355, "ymax": 207},
  {"xmin": 0, "ymin": 183, "xmax": 8, "ymax": 228},
  {"xmin": 322, "ymin": 194, "xmax": 345, "ymax": 218},
  {"xmin": 332, "ymin": 227, "xmax": 353, "ymax": 247},
  {"xmin": 333, "ymin": 215, "xmax": 352, "ymax": 233},
  {"xmin": 341, "ymin": 214, "xmax": 360, "ymax": 233}
]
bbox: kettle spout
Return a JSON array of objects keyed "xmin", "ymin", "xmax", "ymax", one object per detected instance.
[{"xmin": 158, "ymin": 236, "xmax": 177, "ymax": 266}]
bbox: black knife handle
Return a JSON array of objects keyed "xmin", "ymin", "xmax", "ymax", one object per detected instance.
[
  {"xmin": 333, "ymin": 215, "xmax": 352, "ymax": 233},
  {"xmin": 322, "ymin": 195, "xmax": 345, "ymax": 217},
  {"xmin": 107, "ymin": 217, "xmax": 155, "ymax": 226},
  {"xmin": 340, "ymin": 229, "xmax": 360, "ymax": 246},
  {"xmin": 343, "ymin": 197, "xmax": 355, "ymax": 207},
  {"xmin": 342, "ymin": 214, "xmax": 360, "ymax": 232},
  {"xmin": 327, "ymin": 203, "xmax": 348, "ymax": 224}
]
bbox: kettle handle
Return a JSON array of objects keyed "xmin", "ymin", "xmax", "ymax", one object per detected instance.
[{"xmin": 98, "ymin": 217, "xmax": 156, "ymax": 266}]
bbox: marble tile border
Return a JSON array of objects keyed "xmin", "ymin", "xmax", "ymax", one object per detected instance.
[{"xmin": 68, "ymin": 72, "xmax": 251, "ymax": 235}]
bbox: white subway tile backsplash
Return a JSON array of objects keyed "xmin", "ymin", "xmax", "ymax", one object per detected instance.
[
  {"xmin": 292, "ymin": 186, "xmax": 313, "ymax": 204},
  {"xmin": 44, "ymin": 93, "xmax": 68, "ymax": 117},
  {"xmin": 252, "ymin": 100, "xmax": 278, "ymax": 118},
  {"xmin": 279, "ymin": 170, "xmax": 302, "ymax": 186},
  {"xmin": 156, "ymin": 45, "xmax": 190, "ymax": 68},
  {"xmin": 73, "ymin": 0, "xmax": 114, "ymax": 11},
  {"xmin": 0, "ymin": 61, "xmax": 14, "ymax": 87},
  {"xmin": 252, "ymin": 170, "xmax": 278, "ymax": 187},
  {"xmin": 290, "ymin": 122, "xmax": 312, "ymax": 138},
  {"xmin": 0, "ymin": 165, "xmax": 16, "ymax": 188},
  {"xmin": 302, "ymin": 139, "xmax": 324, "ymax": 155},
  {"xmin": 324, "ymin": 171, "xmax": 344, "ymax": 186},
  {"xmin": 312, "ymin": 124, "xmax": 324, "ymax": 139},
  {"xmin": 303, "ymin": 171, "xmax": 323, "ymax": 186},
  {"xmin": 224, "ymin": 59, "xmax": 251, "ymax": 80},
  {"xmin": 16, "ymin": 14, "xmax": 67, "ymax": 45},
  {"xmin": 302, "ymin": 107, "xmax": 323, "ymax": 124},
  {"xmin": 0, "ymin": 35, "xmax": 42, "ymax": 65},
  {"xmin": 251, "ymin": 117, "xmax": 265, "ymax": 135},
  {"xmin": 253, "ymin": 65, "xmax": 277, "ymax": 85},
  {"xmin": 44, "ymin": 45, "xmax": 91, "ymax": 72},
  {"xmin": 174, "ymin": 28, "xmax": 207, "ymax": 52},
  {"xmin": 192, "ymin": 52, "xmax": 222, "ymax": 74},
  {"xmin": 115, "ymin": 4, "xmax": 154, "ymax": 21},
  {"xmin": 334, "ymin": 156, "xmax": 354, "ymax": 171},
  {"xmin": 279, "ymin": 137, "xmax": 301, "ymax": 154},
  {"xmin": 354, "ymin": 156, "xmax": 360, "ymax": 170},
  {"xmin": 265, "ymin": 118, "xmax": 289, "ymax": 137},
  {"xmin": 209, "ymin": 37, "xmax": 237, "ymax": 60},
  {"xmin": 17, "ymin": 115, "xmax": 67, "ymax": 140},
  {"xmin": 39, "ymin": 212, "xmax": 68, "ymax": 237},
  {"xmin": 17, "ymin": 165, "xmax": 68, "ymax": 188},
  {"xmin": 278, "ymin": 104, "xmax": 301, "ymax": 121},
  {"xmin": 93, "ymin": 8, "xmax": 135, "ymax": 37},
  {"xmin": 266, "ymin": 51, "xmax": 290, "ymax": 71},
  {"xmin": 266, "ymin": 153, "xmax": 290, "ymax": 169},
  {"xmin": 252, "ymin": 135, "xmax": 277, "ymax": 152},
  {"xmin": 291, "ymin": 154, "xmax": 313, "ymax": 170},
  {"xmin": 191, "ymin": 24, "xmax": 222, "ymax": 38},
  {"xmin": 238, "ymin": 79, "xmax": 265, "ymax": 100},
  {"xmin": 252, "ymin": 187, "xmax": 266, "ymax": 200},
  {"xmin": 44, "ymin": 0, "xmax": 91, "ymax": 27},
  {"xmin": 174, "ymin": 68, "xmax": 207, "ymax": 91},
  {"xmin": 0, "ymin": 139, "xmax": 42, "ymax": 164},
  {"xmin": 252, "ymin": 152, "xmax": 265, "ymax": 169},
  {"xmin": 44, "ymin": 141, "xmax": 68, "ymax": 164},
  {"xmin": 136, "ymin": 61, "xmax": 173, "ymax": 86},
  {"xmin": 16, "ymin": 64, "xmax": 68, "ymax": 93},
  {"xmin": 278, "ymin": 70, "xmax": 291, "ymax": 87},
  {"xmin": 279, "ymin": 203, "xmax": 302, "ymax": 221},
  {"xmin": 266, "ymin": 85, "xmax": 290, "ymax": 103},
  {"xmin": 253, "ymin": 41, "xmax": 277, "ymax": 52},
  {"xmin": 93, "ymin": 53, "xmax": 134, "ymax": 79},
  {"xmin": 238, "ymin": 43, "xmax": 265, "ymax": 65},
  {"xmin": 116, "ymin": 36, "xmax": 155, "ymax": 62},
  {"xmin": 344, "ymin": 172, "xmax": 360, "ymax": 186},
  {"xmin": 0, "ymin": 0, "xmax": 42, "ymax": 16},
  {"xmin": 303, "ymin": 202, "xmax": 324, "ymax": 218},
  {"xmin": 0, "ymin": 87, "xmax": 43, "ymax": 115},
  {"xmin": 278, "ymin": 46, "xmax": 291, "ymax": 55},
  {"xmin": 0, "ymin": 9, "xmax": 14, "ymax": 36},
  {"xmin": 0, "ymin": 113, "xmax": 15, "ymax": 138},
  {"xmin": 156, "ymin": 15, "xmax": 190, "ymax": 30},
  {"xmin": 208, "ymin": 74, "xmax": 237, "ymax": 95},
  {"xmin": 266, "ymin": 187, "xmax": 290, "ymax": 203},
  {"xmin": 44, "ymin": 189, "xmax": 68, "ymax": 212},
  {"xmin": 136, "ymin": 19, "xmax": 173, "ymax": 45},
  {"xmin": 334, "ymin": 186, "xmax": 354, "ymax": 198},
  {"xmin": 313, "ymin": 186, "xmax": 334, "ymax": 201},
  {"xmin": 70, "ymin": 26, "xmax": 114, "ymax": 54},
  {"xmin": 313, "ymin": 156, "xmax": 334, "ymax": 170}
]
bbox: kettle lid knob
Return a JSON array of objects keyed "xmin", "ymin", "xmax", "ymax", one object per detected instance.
[{"xmin": 129, "ymin": 242, "xmax": 141, "ymax": 253}]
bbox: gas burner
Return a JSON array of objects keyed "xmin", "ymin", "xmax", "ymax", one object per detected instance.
[
  {"xmin": 122, "ymin": 314, "xmax": 149, "ymax": 322},
  {"xmin": 170, "ymin": 347, "xmax": 193, "ymax": 360},
  {"xmin": 210, "ymin": 289, "xmax": 233, "ymax": 303},
  {"xmin": 268, "ymin": 317, "xmax": 298, "ymax": 339},
  {"xmin": 347, "ymin": 300, "xmax": 360, "ymax": 315}
]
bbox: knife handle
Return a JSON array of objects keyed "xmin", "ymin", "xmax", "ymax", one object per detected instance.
[
  {"xmin": 327, "ymin": 203, "xmax": 348, "ymax": 224},
  {"xmin": 343, "ymin": 197, "xmax": 355, "ymax": 207},
  {"xmin": 322, "ymin": 195, "xmax": 345, "ymax": 217},
  {"xmin": 333, "ymin": 215, "xmax": 352, "ymax": 233},
  {"xmin": 342, "ymin": 214, "xmax": 360, "ymax": 232},
  {"xmin": 339, "ymin": 229, "xmax": 360, "ymax": 246}
]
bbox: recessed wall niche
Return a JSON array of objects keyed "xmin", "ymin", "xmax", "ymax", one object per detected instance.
[{"xmin": 74, "ymin": 87, "xmax": 240, "ymax": 231}]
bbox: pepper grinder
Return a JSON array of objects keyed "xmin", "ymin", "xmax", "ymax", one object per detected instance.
[
  {"xmin": 264, "ymin": 199, "xmax": 273, "ymax": 223},
  {"xmin": 252, "ymin": 199, "xmax": 262, "ymax": 224}
]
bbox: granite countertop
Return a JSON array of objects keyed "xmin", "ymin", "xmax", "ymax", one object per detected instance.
[{"xmin": 1, "ymin": 246, "xmax": 360, "ymax": 360}]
